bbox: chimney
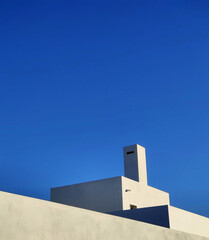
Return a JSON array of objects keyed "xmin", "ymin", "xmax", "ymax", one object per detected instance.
[{"xmin": 123, "ymin": 144, "xmax": 147, "ymax": 184}]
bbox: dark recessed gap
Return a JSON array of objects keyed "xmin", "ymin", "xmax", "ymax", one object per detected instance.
[
  {"xmin": 127, "ymin": 151, "xmax": 134, "ymax": 155},
  {"xmin": 130, "ymin": 204, "xmax": 137, "ymax": 209}
]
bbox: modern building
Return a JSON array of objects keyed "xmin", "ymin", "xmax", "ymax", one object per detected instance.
[
  {"xmin": 51, "ymin": 144, "xmax": 170, "ymax": 212},
  {"xmin": 51, "ymin": 144, "xmax": 209, "ymax": 238},
  {"xmin": 0, "ymin": 144, "xmax": 209, "ymax": 240}
]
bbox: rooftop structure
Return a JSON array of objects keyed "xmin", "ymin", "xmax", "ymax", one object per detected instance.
[
  {"xmin": 1, "ymin": 143, "xmax": 209, "ymax": 240},
  {"xmin": 51, "ymin": 144, "xmax": 209, "ymax": 238},
  {"xmin": 51, "ymin": 144, "xmax": 169, "ymax": 212}
]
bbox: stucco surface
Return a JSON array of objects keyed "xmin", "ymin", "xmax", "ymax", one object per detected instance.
[
  {"xmin": 121, "ymin": 177, "xmax": 170, "ymax": 209},
  {"xmin": 0, "ymin": 191, "xmax": 208, "ymax": 240},
  {"xmin": 51, "ymin": 177, "xmax": 123, "ymax": 212},
  {"xmin": 169, "ymin": 206, "xmax": 209, "ymax": 238},
  {"xmin": 123, "ymin": 144, "xmax": 147, "ymax": 184},
  {"xmin": 108, "ymin": 205, "xmax": 170, "ymax": 228},
  {"xmin": 51, "ymin": 176, "xmax": 169, "ymax": 212}
]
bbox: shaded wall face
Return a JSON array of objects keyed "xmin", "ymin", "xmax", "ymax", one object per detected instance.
[
  {"xmin": 108, "ymin": 205, "xmax": 209, "ymax": 239},
  {"xmin": 123, "ymin": 144, "xmax": 147, "ymax": 184},
  {"xmin": 121, "ymin": 177, "xmax": 170, "ymax": 210},
  {"xmin": 108, "ymin": 205, "xmax": 170, "ymax": 228},
  {"xmin": 51, "ymin": 177, "xmax": 123, "ymax": 212}
]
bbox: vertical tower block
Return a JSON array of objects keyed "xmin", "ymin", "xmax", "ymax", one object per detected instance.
[{"xmin": 123, "ymin": 144, "xmax": 147, "ymax": 184}]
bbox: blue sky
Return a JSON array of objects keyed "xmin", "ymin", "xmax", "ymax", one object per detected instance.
[{"xmin": 1, "ymin": 0, "xmax": 209, "ymax": 217}]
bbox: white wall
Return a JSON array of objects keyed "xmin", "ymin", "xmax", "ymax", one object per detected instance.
[
  {"xmin": 108, "ymin": 205, "xmax": 170, "ymax": 228},
  {"xmin": 0, "ymin": 191, "xmax": 208, "ymax": 240},
  {"xmin": 51, "ymin": 176, "xmax": 170, "ymax": 212},
  {"xmin": 121, "ymin": 177, "xmax": 170, "ymax": 210},
  {"xmin": 51, "ymin": 177, "xmax": 123, "ymax": 212},
  {"xmin": 123, "ymin": 144, "xmax": 147, "ymax": 184},
  {"xmin": 169, "ymin": 206, "xmax": 209, "ymax": 238}
]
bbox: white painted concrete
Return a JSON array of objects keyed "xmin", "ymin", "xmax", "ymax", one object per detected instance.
[
  {"xmin": 124, "ymin": 144, "xmax": 147, "ymax": 184},
  {"xmin": 108, "ymin": 204, "xmax": 209, "ymax": 239},
  {"xmin": 51, "ymin": 144, "xmax": 169, "ymax": 212},
  {"xmin": 121, "ymin": 177, "xmax": 170, "ymax": 209},
  {"xmin": 51, "ymin": 176, "xmax": 169, "ymax": 212},
  {"xmin": 169, "ymin": 206, "xmax": 209, "ymax": 238},
  {"xmin": 51, "ymin": 177, "xmax": 123, "ymax": 212},
  {"xmin": 0, "ymin": 191, "xmax": 208, "ymax": 240},
  {"xmin": 108, "ymin": 205, "xmax": 170, "ymax": 228},
  {"xmin": 49, "ymin": 143, "xmax": 209, "ymax": 238}
]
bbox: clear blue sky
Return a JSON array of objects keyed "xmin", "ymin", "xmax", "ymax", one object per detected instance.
[{"xmin": 1, "ymin": 0, "xmax": 209, "ymax": 217}]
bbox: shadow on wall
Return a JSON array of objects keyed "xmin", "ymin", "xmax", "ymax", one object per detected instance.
[{"xmin": 107, "ymin": 205, "xmax": 170, "ymax": 228}]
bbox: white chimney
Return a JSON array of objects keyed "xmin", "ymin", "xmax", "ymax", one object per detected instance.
[{"xmin": 123, "ymin": 144, "xmax": 147, "ymax": 184}]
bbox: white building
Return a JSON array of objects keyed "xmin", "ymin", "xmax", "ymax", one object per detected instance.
[
  {"xmin": 51, "ymin": 144, "xmax": 169, "ymax": 212},
  {"xmin": 1, "ymin": 144, "xmax": 209, "ymax": 240},
  {"xmin": 51, "ymin": 144, "xmax": 209, "ymax": 238}
]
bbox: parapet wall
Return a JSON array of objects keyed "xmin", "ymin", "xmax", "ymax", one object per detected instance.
[
  {"xmin": 0, "ymin": 191, "xmax": 208, "ymax": 240},
  {"xmin": 169, "ymin": 206, "xmax": 209, "ymax": 238},
  {"xmin": 121, "ymin": 177, "xmax": 170, "ymax": 209},
  {"xmin": 51, "ymin": 177, "xmax": 123, "ymax": 212}
]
